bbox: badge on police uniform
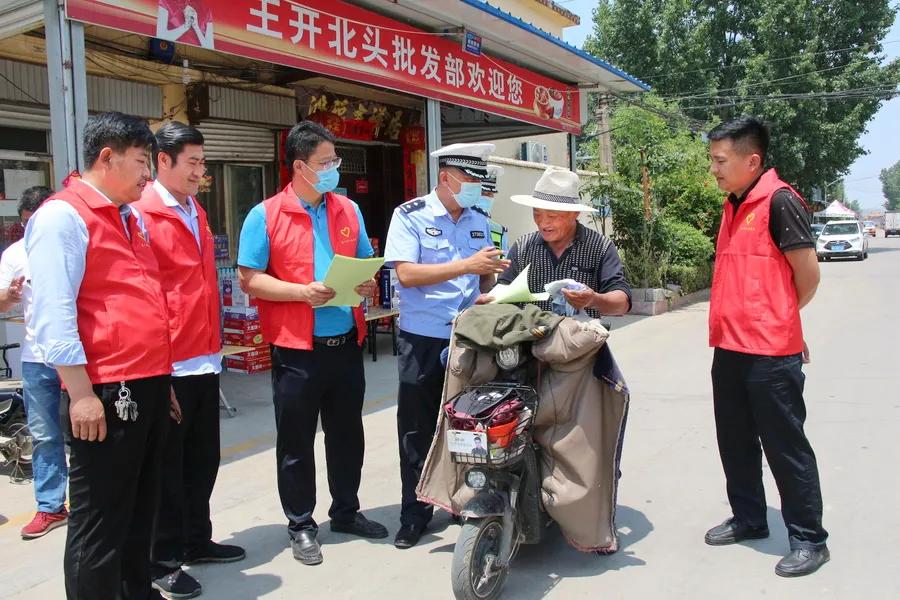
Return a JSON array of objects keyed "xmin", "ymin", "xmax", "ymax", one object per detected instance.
[{"xmin": 425, "ymin": 227, "xmax": 442, "ymax": 237}]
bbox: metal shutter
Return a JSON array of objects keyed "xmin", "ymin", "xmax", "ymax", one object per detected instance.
[
  {"xmin": 0, "ymin": 1, "xmax": 42, "ymax": 40},
  {"xmin": 0, "ymin": 102, "xmax": 50, "ymax": 129},
  {"xmin": 0, "ymin": 58, "xmax": 161, "ymax": 119},
  {"xmin": 197, "ymin": 121, "xmax": 276, "ymax": 162}
]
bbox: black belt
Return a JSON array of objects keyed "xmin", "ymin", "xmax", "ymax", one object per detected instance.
[{"xmin": 313, "ymin": 329, "xmax": 355, "ymax": 347}]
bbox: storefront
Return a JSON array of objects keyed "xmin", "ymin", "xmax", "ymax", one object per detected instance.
[
  {"xmin": 1, "ymin": 1, "xmax": 648, "ymax": 246},
  {"xmin": 0, "ymin": 0, "xmax": 647, "ymax": 373}
]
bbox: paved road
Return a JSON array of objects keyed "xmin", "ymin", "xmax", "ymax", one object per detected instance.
[{"xmin": 2, "ymin": 237, "xmax": 899, "ymax": 599}]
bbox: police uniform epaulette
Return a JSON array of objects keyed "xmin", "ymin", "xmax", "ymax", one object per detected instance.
[
  {"xmin": 399, "ymin": 199, "xmax": 426, "ymax": 214},
  {"xmin": 472, "ymin": 206, "xmax": 489, "ymax": 217}
]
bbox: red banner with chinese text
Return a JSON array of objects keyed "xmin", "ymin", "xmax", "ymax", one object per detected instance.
[{"xmin": 66, "ymin": 0, "xmax": 582, "ymax": 134}]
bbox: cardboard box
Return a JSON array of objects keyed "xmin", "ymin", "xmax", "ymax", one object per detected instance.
[
  {"xmin": 223, "ymin": 330, "xmax": 266, "ymax": 347},
  {"xmin": 221, "ymin": 278, "xmax": 257, "ymax": 308},
  {"xmin": 223, "ymin": 306, "xmax": 260, "ymax": 321},
  {"xmin": 224, "ymin": 356, "xmax": 271, "ymax": 369},
  {"xmin": 226, "ymin": 361, "xmax": 271, "ymax": 375},
  {"xmin": 224, "ymin": 347, "xmax": 271, "ymax": 363},
  {"xmin": 380, "ymin": 267, "xmax": 399, "ymax": 309},
  {"xmin": 223, "ymin": 318, "xmax": 261, "ymax": 332}
]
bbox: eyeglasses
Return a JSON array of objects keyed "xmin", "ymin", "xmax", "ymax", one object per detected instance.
[{"xmin": 307, "ymin": 157, "xmax": 342, "ymax": 171}]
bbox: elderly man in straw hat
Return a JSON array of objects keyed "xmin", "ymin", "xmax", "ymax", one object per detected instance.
[{"xmin": 477, "ymin": 166, "xmax": 631, "ymax": 317}]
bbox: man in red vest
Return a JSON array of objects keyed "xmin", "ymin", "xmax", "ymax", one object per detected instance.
[
  {"xmin": 134, "ymin": 122, "xmax": 245, "ymax": 599},
  {"xmin": 237, "ymin": 121, "xmax": 387, "ymax": 566},
  {"xmin": 25, "ymin": 112, "xmax": 173, "ymax": 599},
  {"xmin": 705, "ymin": 117, "xmax": 829, "ymax": 577}
]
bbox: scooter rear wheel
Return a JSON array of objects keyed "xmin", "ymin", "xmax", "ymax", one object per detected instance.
[{"xmin": 451, "ymin": 517, "xmax": 510, "ymax": 600}]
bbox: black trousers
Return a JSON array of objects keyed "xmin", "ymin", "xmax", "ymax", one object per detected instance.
[
  {"xmin": 396, "ymin": 330, "xmax": 450, "ymax": 527},
  {"xmin": 151, "ymin": 373, "xmax": 221, "ymax": 577},
  {"xmin": 64, "ymin": 374, "xmax": 171, "ymax": 600},
  {"xmin": 272, "ymin": 341, "xmax": 365, "ymax": 539},
  {"xmin": 711, "ymin": 348, "xmax": 828, "ymax": 549}
]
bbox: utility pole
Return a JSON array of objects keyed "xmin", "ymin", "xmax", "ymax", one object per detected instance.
[{"xmin": 640, "ymin": 147, "xmax": 651, "ymax": 220}]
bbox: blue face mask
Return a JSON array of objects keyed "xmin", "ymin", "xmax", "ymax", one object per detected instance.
[
  {"xmin": 448, "ymin": 174, "xmax": 483, "ymax": 209},
  {"xmin": 475, "ymin": 194, "xmax": 494, "ymax": 214},
  {"xmin": 312, "ymin": 165, "xmax": 340, "ymax": 194}
]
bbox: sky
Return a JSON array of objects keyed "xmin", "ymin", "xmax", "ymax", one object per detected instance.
[{"xmin": 560, "ymin": 1, "xmax": 899, "ymax": 213}]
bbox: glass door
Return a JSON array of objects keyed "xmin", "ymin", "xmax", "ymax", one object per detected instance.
[{"xmin": 225, "ymin": 164, "xmax": 268, "ymax": 260}]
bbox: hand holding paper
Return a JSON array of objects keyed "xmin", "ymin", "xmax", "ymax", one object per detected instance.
[
  {"xmin": 354, "ymin": 277, "xmax": 379, "ymax": 299},
  {"xmin": 303, "ymin": 282, "xmax": 335, "ymax": 307},
  {"xmin": 487, "ymin": 265, "xmax": 550, "ymax": 304},
  {"xmin": 321, "ymin": 255, "xmax": 385, "ymax": 307}
]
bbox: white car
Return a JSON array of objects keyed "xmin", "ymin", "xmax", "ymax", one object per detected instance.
[{"xmin": 816, "ymin": 220, "xmax": 869, "ymax": 261}]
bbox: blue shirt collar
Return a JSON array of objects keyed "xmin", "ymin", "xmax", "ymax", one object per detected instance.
[{"xmin": 295, "ymin": 189, "xmax": 327, "ymax": 213}]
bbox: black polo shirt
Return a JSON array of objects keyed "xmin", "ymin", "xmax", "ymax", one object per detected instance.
[
  {"xmin": 498, "ymin": 223, "xmax": 632, "ymax": 316},
  {"xmin": 730, "ymin": 174, "xmax": 814, "ymax": 252}
]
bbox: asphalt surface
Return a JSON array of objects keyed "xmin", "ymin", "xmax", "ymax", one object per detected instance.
[{"xmin": 1, "ymin": 236, "xmax": 898, "ymax": 599}]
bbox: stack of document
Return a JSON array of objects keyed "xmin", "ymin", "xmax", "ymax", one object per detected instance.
[{"xmin": 321, "ymin": 255, "xmax": 385, "ymax": 307}]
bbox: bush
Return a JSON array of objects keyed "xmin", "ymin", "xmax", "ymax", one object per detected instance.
[
  {"xmin": 665, "ymin": 262, "xmax": 713, "ymax": 294},
  {"xmin": 663, "ymin": 220, "xmax": 714, "ymax": 267}
]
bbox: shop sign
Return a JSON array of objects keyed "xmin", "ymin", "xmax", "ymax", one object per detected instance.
[
  {"xmin": 301, "ymin": 90, "xmax": 418, "ymax": 142},
  {"xmin": 463, "ymin": 31, "xmax": 482, "ymax": 57},
  {"xmin": 66, "ymin": 0, "xmax": 582, "ymax": 134}
]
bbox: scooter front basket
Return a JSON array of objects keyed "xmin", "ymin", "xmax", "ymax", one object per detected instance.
[{"xmin": 445, "ymin": 384, "xmax": 538, "ymax": 468}]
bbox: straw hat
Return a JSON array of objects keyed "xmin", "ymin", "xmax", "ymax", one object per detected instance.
[{"xmin": 510, "ymin": 166, "xmax": 597, "ymax": 212}]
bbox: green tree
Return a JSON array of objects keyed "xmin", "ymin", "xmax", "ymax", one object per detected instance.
[
  {"xmin": 585, "ymin": 0, "xmax": 900, "ymax": 198},
  {"xmin": 881, "ymin": 160, "xmax": 900, "ymax": 209},
  {"xmin": 587, "ymin": 94, "xmax": 720, "ymax": 287},
  {"xmin": 845, "ymin": 198, "xmax": 862, "ymax": 214},
  {"xmin": 827, "ymin": 181, "xmax": 846, "ymax": 203}
]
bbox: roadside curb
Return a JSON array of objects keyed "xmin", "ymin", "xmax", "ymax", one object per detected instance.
[{"xmin": 630, "ymin": 287, "xmax": 710, "ymax": 316}]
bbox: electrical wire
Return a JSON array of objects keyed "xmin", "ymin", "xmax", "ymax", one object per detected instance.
[
  {"xmin": 629, "ymin": 39, "xmax": 900, "ymax": 83},
  {"xmin": 676, "ymin": 87, "xmax": 899, "ymax": 110},
  {"xmin": 0, "ymin": 71, "xmax": 43, "ymax": 104},
  {"xmin": 662, "ymin": 63, "xmax": 877, "ymax": 101}
]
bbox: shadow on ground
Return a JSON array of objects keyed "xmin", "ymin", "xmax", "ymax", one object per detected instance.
[
  {"xmin": 187, "ymin": 523, "xmax": 285, "ymax": 599},
  {"xmin": 450, "ymin": 505, "xmax": 653, "ymax": 600}
]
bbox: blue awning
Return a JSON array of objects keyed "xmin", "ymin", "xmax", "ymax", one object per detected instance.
[{"xmin": 351, "ymin": 0, "xmax": 649, "ymax": 94}]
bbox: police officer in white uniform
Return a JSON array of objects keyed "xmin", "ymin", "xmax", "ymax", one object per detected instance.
[{"xmin": 384, "ymin": 143, "xmax": 510, "ymax": 549}]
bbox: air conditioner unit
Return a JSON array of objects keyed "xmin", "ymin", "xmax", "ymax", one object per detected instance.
[{"xmin": 520, "ymin": 141, "xmax": 549, "ymax": 164}]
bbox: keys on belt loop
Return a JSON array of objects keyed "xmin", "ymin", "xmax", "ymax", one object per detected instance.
[{"xmin": 114, "ymin": 381, "xmax": 138, "ymax": 422}]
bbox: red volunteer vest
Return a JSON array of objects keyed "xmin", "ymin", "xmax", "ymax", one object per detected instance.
[
  {"xmin": 256, "ymin": 185, "xmax": 367, "ymax": 350},
  {"xmin": 709, "ymin": 169, "xmax": 805, "ymax": 356},
  {"xmin": 133, "ymin": 184, "xmax": 221, "ymax": 362},
  {"xmin": 51, "ymin": 179, "xmax": 172, "ymax": 383}
]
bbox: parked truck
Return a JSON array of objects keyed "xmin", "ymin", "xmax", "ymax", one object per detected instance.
[{"xmin": 886, "ymin": 211, "xmax": 900, "ymax": 238}]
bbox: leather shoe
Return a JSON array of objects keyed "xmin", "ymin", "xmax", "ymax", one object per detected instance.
[
  {"xmin": 775, "ymin": 546, "xmax": 830, "ymax": 577},
  {"xmin": 291, "ymin": 531, "xmax": 323, "ymax": 566},
  {"xmin": 330, "ymin": 513, "xmax": 389, "ymax": 539},
  {"xmin": 704, "ymin": 517, "xmax": 769, "ymax": 546},
  {"xmin": 394, "ymin": 523, "xmax": 425, "ymax": 549}
]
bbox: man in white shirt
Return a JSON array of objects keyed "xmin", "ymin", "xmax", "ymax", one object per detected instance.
[
  {"xmin": 0, "ymin": 185, "xmax": 68, "ymax": 539},
  {"xmin": 134, "ymin": 121, "xmax": 244, "ymax": 599}
]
